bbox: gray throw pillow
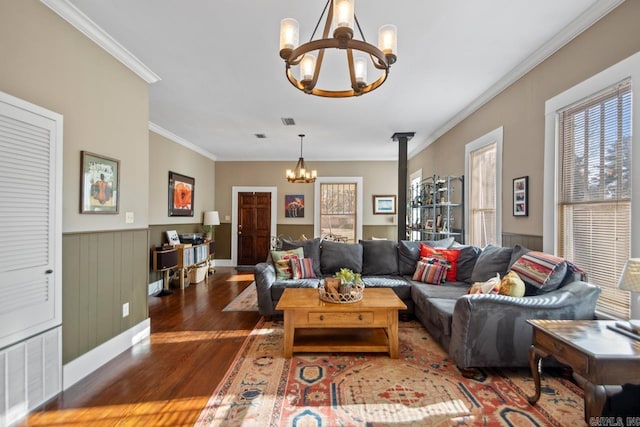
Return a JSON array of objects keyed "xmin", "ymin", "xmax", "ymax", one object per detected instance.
[
  {"xmin": 450, "ymin": 242, "xmax": 482, "ymax": 283},
  {"xmin": 508, "ymin": 244, "xmax": 531, "ymax": 269},
  {"xmin": 470, "ymin": 244, "xmax": 513, "ymax": 282},
  {"xmin": 282, "ymin": 237, "xmax": 322, "ymax": 277},
  {"xmin": 320, "ymin": 241, "xmax": 363, "ymax": 275},
  {"xmin": 360, "ymin": 239, "xmax": 398, "ymax": 275}
]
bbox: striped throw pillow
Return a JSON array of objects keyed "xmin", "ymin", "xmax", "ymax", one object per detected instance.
[
  {"xmin": 413, "ymin": 258, "xmax": 448, "ymax": 285},
  {"xmin": 291, "ymin": 257, "xmax": 316, "ymax": 279},
  {"xmin": 510, "ymin": 251, "xmax": 567, "ymax": 293}
]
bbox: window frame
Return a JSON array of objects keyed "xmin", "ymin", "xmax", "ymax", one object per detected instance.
[
  {"xmin": 544, "ymin": 51, "xmax": 640, "ymax": 319},
  {"xmin": 314, "ymin": 176, "xmax": 363, "ymax": 242},
  {"xmin": 464, "ymin": 127, "xmax": 503, "ymax": 246}
]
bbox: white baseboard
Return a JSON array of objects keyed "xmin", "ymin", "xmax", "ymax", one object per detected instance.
[
  {"xmin": 215, "ymin": 259, "xmax": 234, "ymax": 267},
  {"xmin": 62, "ymin": 318, "xmax": 150, "ymax": 390}
]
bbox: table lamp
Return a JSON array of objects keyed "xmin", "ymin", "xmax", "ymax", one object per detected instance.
[
  {"xmin": 202, "ymin": 211, "xmax": 220, "ymax": 241},
  {"xmin": 618, "ymin": 258, "xmax": 640, "ymax": 325}
]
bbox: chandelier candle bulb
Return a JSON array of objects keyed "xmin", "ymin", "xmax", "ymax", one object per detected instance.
[
  {"xmin": 279, "ymin": 18, "xmax": 299, "ymax": 54},
  {"xmin": 333, "ymin": 0, "xmax": 354, "ymax": 28},
  {"xmin": 378, "ymin": 24, "xmax": 397, "ymax": 57},
  {"xmin": 300, "ymin": 54, "xmax": 316, "ymax": 82},
  {"xmin": 354, "ymin": 57, "xmax": 367, "ymax": 84}
]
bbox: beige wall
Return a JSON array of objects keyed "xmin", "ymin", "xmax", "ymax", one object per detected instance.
[
  {"xmin": 409, "ymin": 0, "xmax": 640, "ymax": 238},
  {"xmin": 148, "ymin": 130, "xmax": 216, "ymax": 226},
  {"xmin": 0, "ymin": 0, "xmax": 151, "ymax": 364},
  {"xmin": 215, "ymin": 160, "xmax": 398, "ymax": 226},
  {"xmin": 0, "ymin": 0, "xmax": 150, "ymax": 233}
]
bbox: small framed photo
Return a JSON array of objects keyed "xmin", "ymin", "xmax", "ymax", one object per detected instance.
[
  {"xmin": 166, "ymin": 230, "xmax": 180, "ymax": 245},
  {"xmin": 425, "ymin": 219, "xmax": 434, "ymax": 230},
  {"xmin": 285, "ymin": 194, "xmax": 304, "ymax": 218},
  {"xmin": 169, "ymin": 171, "xmax": 194, "ymax": 217},
  {"xmin": 513, "ymin": 176, "xmax": 528, "ymax": 217},
  {"xmin": 80, "ymin": 151, "xmax": 120, "ymax": 214},
  {"xmin": 373, "ymin": 195, "xmax": 396, "ymax": 215}
]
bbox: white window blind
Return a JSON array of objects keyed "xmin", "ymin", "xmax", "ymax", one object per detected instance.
[
  {"xmin": 558, "ymin": 79, "xmax": 632, "ymax": 319},
  {"xmin": 469, "ymin": 142, "xmax": 497, "ymax": 247}
]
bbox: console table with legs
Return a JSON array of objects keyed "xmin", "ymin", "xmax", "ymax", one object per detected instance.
[{"xmin": 526, "ymin": 319, "xmax": 640, "ymax": 422}]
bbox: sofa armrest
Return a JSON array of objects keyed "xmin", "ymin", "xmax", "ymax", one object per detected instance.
[
  {"xmin": 449, "ymin": 281, "xmax": 601, "ymax": 369},
  {"xmin": 254, "ymin": 262, "xmax": 277, "ymax": 316}
]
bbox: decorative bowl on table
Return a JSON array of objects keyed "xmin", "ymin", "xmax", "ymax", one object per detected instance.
[{"xmin": 319, "ymin": 269, "xmax": 364, "ymax": 303}]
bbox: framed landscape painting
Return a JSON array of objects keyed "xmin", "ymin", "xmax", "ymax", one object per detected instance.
[
  {"xmin": 168, "ymin": 171, "xmax": 194, "ymax": 216},
  {"xmin": 373, "ymin": 195, "xmax": 396, "ymax": 214},
  {"xmin": 80, "ymin": 151, "xmax": 120, "ymax": 214}
]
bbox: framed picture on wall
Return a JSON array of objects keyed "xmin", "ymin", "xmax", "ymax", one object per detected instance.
[
  {"xmin": 285, "ymin": 194, "xmax": 304, "ymax": 218},
  {"xmin": 513, "ymin": 176, "xmax": 528, "ymax": 217},
  {"xmin": 373, "ymin": 195, "xmax": 396, "ymax": 214},
  {"xmin": 80, "ymin": 151, "xmax": 120, "ymax": 214},
  {"xmin": 168, "ymin": 171, "xmax": 194, "ymax": 216}
]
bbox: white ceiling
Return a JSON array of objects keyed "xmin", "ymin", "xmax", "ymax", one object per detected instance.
[{"xmin": 64, "ymin": 0, "xmax": 617, "ymax": 161}]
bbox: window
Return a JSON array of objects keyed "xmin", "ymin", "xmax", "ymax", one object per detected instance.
[
  {"xmin": 465, "ymin": 127, "xmax": 503, "ymax": 247},
  {"xmin": 314, "ymin": 177, "xmax": 363, "ymax": 242},
  {"xmin": 558, "ymin": 80, "xmax": 631, "ymax": 319}
]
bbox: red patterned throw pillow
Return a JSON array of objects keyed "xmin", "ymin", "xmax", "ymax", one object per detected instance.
[
  {"xmin": 413, "ymin": 257, "xmax": 448, "ymax": 285},
  {"xmin": 290, "ymin": 257, "xmax": 316, "ymax": 279},
  {"xmin": 420, "ymin": 243, "xmax": 461, "ymax": 281},
  {"xmin": 510, "ymin": 251, "xmax": 567, "ymax": 293}
]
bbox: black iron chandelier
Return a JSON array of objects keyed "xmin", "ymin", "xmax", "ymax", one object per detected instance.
[
  {"xmin": 286, "ymin": 134, "xmax": 317, "ymax": 183},
  {"xmin": 279, "ymin": 0, "xmax": 397, "ymax": 98}
]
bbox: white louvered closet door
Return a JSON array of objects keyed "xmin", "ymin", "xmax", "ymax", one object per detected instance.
[{"xmin": 0, "ymin": 92, "xmax": 62, "ymax": 350}]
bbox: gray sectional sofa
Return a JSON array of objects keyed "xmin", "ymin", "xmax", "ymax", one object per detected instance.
[{"xmin": 254, "ymin": 237, "xmax": 601, "ymax": 372}]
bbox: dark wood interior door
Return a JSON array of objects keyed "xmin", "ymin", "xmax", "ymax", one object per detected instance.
[{"xmin": 237, "ymin": 192, "xmax": 271, "ymax": 266}]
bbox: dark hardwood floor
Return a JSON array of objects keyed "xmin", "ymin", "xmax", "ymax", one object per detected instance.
[{"xmin": 24, "ymin": 267, "xmax": 260, "ymax": 426}]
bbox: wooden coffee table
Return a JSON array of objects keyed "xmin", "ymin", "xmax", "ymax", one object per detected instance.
[
  {"xmin": 275, "ymin": 287, "xmax": 407, "ymax": 358},
  {"xmin": 527, "ymin": 319, "xmax": 640, "ymax": 422}
]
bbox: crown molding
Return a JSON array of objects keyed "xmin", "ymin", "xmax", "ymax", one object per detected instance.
[
  {"xmin": 149, "ymin": 122, "xmax": 217, "ymax": 161},
  {"xmin": 40, "ymin": 0, "xmax": 160, "ymax": 84},
  {"xmin": 408, "ymin": 0, "xmax": 625, "ymax": 158}
]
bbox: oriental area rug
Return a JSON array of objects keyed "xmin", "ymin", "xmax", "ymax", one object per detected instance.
[
  {"xmin": 196, "ymin": 320, "xmax": 585, "ymax": 426},
  {"xmin": 222, "ymin": 283, "xmax": 259, "ymax": 312}
]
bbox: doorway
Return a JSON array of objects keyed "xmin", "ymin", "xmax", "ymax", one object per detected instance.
[{"xmin": 231, "ymin": 186, "xmax": 277, "ymax": 267}]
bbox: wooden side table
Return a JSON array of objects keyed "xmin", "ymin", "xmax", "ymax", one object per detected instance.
[{"xmin": 526, "ymin": 320, "xmax": 640, "ymax": 422}]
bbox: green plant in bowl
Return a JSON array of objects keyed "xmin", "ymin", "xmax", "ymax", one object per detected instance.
[{"xmin": 335, "ymin": 268, "xmax": 361, "ymax": 284}]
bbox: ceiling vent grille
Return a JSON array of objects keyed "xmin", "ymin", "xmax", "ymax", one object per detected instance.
[
  {"xmin": 281, "ymin": 117, "xmax": 296, "ymax": 126},
  {"xmin": 254, "ymin": 133, "xmax": 267, "ymax": 139}
]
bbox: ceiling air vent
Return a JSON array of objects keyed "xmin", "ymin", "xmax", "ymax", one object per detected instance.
[
  {"xmin": 254, "ymin": 133, "xmax": 267, "ymax": 139},
  {"xmin": 281, "ymin": 117, "xmax": 296, "ymax": 126}
]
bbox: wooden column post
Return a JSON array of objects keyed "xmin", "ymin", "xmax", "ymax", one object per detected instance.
[{"xmin": 391, "ymin": 132, "xmax": 415, "ymax": 242}]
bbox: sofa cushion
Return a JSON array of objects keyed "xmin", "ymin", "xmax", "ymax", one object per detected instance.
[
  {"xmin": 510, "ymin": 251, "xmax": 568, "ymax": 295},
  {"xmin": 421, "ymin": 298, "xmax": 457, "ymax": 337},
  {"xmin": 450, "ymin": 243, "xmax": 482, "ymax": 283},
  {"xmin": 361, "ymin": 276, "xmax": 411, "ymax": 301},
  {"xmin": 271, "ymin": 278, "xmax": 321, "ymax": 301},
  {"xmin": 410, "ymin": 280, "xmax": 471, "ymax": 300},
  {"xmin": 397, "ymin": 238, "xmax": 454, "ymax": 275},
  {"xmin": 320, "ymin": 241, "xmax": 363, "ymax": 274},
  {"xmin": 360, "ymin": 239, "xmax": 398, "ymax": 275},
  {"xmin": 470, "ymin": 245, "xmax": 513, "ymax": 282},
  {"xmin": 271, "ymin": 247, "xmax": 304, "ymax": 280},
  {"xmin": 282, "ymin": 237, "xmax": 322, "ymax": 277}
]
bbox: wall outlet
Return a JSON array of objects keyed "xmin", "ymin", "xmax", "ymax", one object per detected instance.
[
  {"xmin": 225, "ymin": 215, "xmax": 231, "ymax": 221},
  {"xmin": 125, "ymin": 212, "xmax": 134, "ymax": 223},
  {"xmin": 122, "ymin": 302, "xmax": 129, "ymax": 318}
]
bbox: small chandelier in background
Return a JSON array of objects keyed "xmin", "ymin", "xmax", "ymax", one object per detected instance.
[
  {"xmin": 286, "ymin": 134, "xmax": 317, "ymax": 183},
  {"xmin": 279, "ymin": 0, "xmax": 397, "ymax": 98}
]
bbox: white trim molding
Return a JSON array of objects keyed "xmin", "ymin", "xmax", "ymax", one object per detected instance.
[
  {"xmin": 63, "ymin": 318, "xmax": 150, "ymax": 390},
  {"xmin": 40, "ymin": 0, "xmax": 160, "ymax": 84},
  {"xmin": 149, "ymin": 122, "xmax": 217, "ymax": 161},
  {"xmin": 231, "ymin": 187, "xmax": 278, "ymax": 266},
  {"xmin": 409, "ymin": 0, "xmax": 624, "ymax": 158},
  {"xmin": 464, "ymin": 127, "xmax": 503, "ymax": 245}
]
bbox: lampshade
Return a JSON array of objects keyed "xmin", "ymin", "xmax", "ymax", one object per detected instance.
[
  {"xmin": 618, "ymin": 258, "xmax": 640, "ymax": 292},
  {"xmin": 203, "ymin": 211, "xmax": 220, "ymax": 226}
]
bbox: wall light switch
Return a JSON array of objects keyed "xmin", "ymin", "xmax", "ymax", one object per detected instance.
[
  {"xmin": 125, "ymin": 212, "xmax": 134, "ymax": 223},
  {"xmin": 122, "ymin": 302, "xmax": 129, "ymax": 318},
  {"xmin": 225, "ymin": 215, "xmax": 231, "ymax": 221}
]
